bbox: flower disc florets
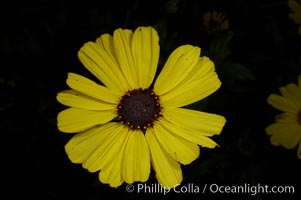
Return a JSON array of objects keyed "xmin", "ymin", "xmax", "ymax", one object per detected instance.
[{"xmin": 117, "ymin": 89, "xmax": 161, "ymax": 130}]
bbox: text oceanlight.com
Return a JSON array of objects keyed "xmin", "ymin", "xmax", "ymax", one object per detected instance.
[{"xmin": 125, "ymin": 183, "xmax": 295, "ymax": 195}]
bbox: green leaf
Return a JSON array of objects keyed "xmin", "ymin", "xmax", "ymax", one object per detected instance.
[
  {"xmin": 217, "ymin": 62, "xmax": 255, "ymax": 81},
  {"xmin": 208, "ymin": 31, "xmax": 234, "ymax": 63},
  {"xmin": 154, "ymin": 20, "xmax": 178, "ymax": 54},
  {"xmin": 166, "ymin": 0, "xmax": 182, "ymax": 14}
]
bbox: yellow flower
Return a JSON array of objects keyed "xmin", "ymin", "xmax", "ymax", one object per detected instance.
[
  {"xmin": 57, "ymin": 26, "xmax": 226, "ymax": 188},
  {"xmin": 266, "ymin": 75, "xmax": 301, "ymax": 159},
  {"xmin": 203, "ymin": 11, "xmax": 229, "ymax": 33},
  {"xmin": 288, "ymin": 0, "xmax": 301, "ymax": 34}
]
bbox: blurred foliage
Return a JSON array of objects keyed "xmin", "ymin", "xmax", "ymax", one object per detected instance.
[
  {"xmin": 206, "ymin": 31, "xmax": 234, "ymax": 63},
  {"xmin": 1, "ymin": 0, "xmax": 301, "ymax": 199}
]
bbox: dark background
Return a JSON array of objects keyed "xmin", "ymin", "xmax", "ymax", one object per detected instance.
[{"xmin": 1, "ymin": 0, "xmax": 301, "ymax": 199}]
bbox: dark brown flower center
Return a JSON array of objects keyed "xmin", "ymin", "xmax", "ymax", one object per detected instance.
[
  {"xmin": 117, "ymin": 89, "xmax": 161, "ymax": 130},
  {"xmin": 208, "ymin": 21, "xmax": 221, "ymax": 31},
  {"xmin": 298, "ymin": 110, "xmax": 301, "ymax": 125}
]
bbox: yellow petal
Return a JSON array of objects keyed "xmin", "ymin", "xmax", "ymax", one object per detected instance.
[
  {"xmin": 145, "ymin": 128, "xmax": 182, "ymax": 188},
  {"xmin": 213, "ymin": 11, "xmax": 218, "ymax": 21},
  {"xmin": 266, "ymin": 122, "xmax": 301, "ymax": 149},
  {"xmin": 159, "ymin": 117, "xmax": 218, "ymax": 148},
  {"xmin": 78, "ymin": 42, "xmax": 128, "ymax": 94},
  {"xmin": 131, "ymin": 26, "xmax": 160, "ymax": 88},
  {"xmin": 66, "ymin": 73, "xmax": 119, "ymax": 104},
  {"xmin": 275, "ymin": 112, "xmax": 298, "ymax": 123},
  {"xmin": 99, "ymin": 163, "xmax": 118, "ymax": 187},
  {"xmin": 267, "ymin": 94, "xmax": 298, "ymax": 113},
  {"xmin": 298, "ymin": 75, "xmax": 301, "ymax": 89},
  {"xmin": 57, "ymin": 108, "xmax": 115, "ymax": 133},
  {"xmin": 279, "ymin": 83, "xmax": 301, "ymax": 108},
  {"xmin": 99, "ymin": 160, "xmax": 123, "ymax": 188},
  {"xmin": 65, "ymin": 122, "xmax": 121, "ymax": 164},
  {"xmin": 221, "ymin": 19, "xmax": 230, "ymax": 30},
  {"xmin": 266, "ymin": 122, "xmax": 284, "ymax": 136},
  {"xmin": 158, "ymin": 56, "xmax": 221, "ymax": 107},
  {"xmin": 203, "ymin": 12, "xmax": 211, "ymax": 26},
  {"xmin": 57, "ymin": 90, "xmax": 116, "ymax": 110},
  {"xmin": 154, "ymin": 45, "xmax": 200, "ymax": 95},
  {"xmin": 153, "ymin": 122, "xmax": 199, "ymax": 165},
  {"xmin": 82, "ymin": 124, "xmax": 127, "ymax": 172},
  {"xmin": 289, "ymin": 13, "xmax": 301, "ymax": 23},
  {"xmin": 123, "ymin": 130, "xmax": 150, "ymax": 183},
  {"xmin": 216, "ymin": 12, "xmax": 224, "ymax": 23},
  {"xmin": 289, "ymin": 0, "xmax": 301, "ymax": 14},
  {"xmin": 96, "ymin": 34, "xmax": 118, "ymax": 61},
  {"xmin": 163, "ymin": 107, "xmax": 226, "ymax": 136},
  {"xmin": 113, "ymin": 28, "xmax": 138, "ymax": 89},
  {"xmin": 98, "ymin": 128, "xmax": 130, "ymax": 188}
]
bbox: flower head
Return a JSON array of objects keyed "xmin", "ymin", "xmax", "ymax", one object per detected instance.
[
  {"xmin": 288, "ymin": 0, "xmax": 301, "ymax": 34},
  {"xmin": 57, "ymin": 26, "xmax": 226, "ymax": 188},
  {"xmin": 203, "ymin": 11, "xmax": 229, "ymax": 33},
  {"xmin": 266, "ymin": 75, "xmax": 301, "ymax": 159}
]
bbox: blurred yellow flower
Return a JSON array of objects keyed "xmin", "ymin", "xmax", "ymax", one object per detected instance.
[
  {"xmin": 266, "ymin": 75, "xmax": 301, "ymax": 159},
  {"xmin": 288, "ymin": 0, "xmax": 301, "ymax": 34},
  {"xmin": 203, "ymin": 11, "xmax": 229, "ymax": 33},
  {"xmin": 57, "ymin": 26, "xmax": 226, "ymax": 188}
]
